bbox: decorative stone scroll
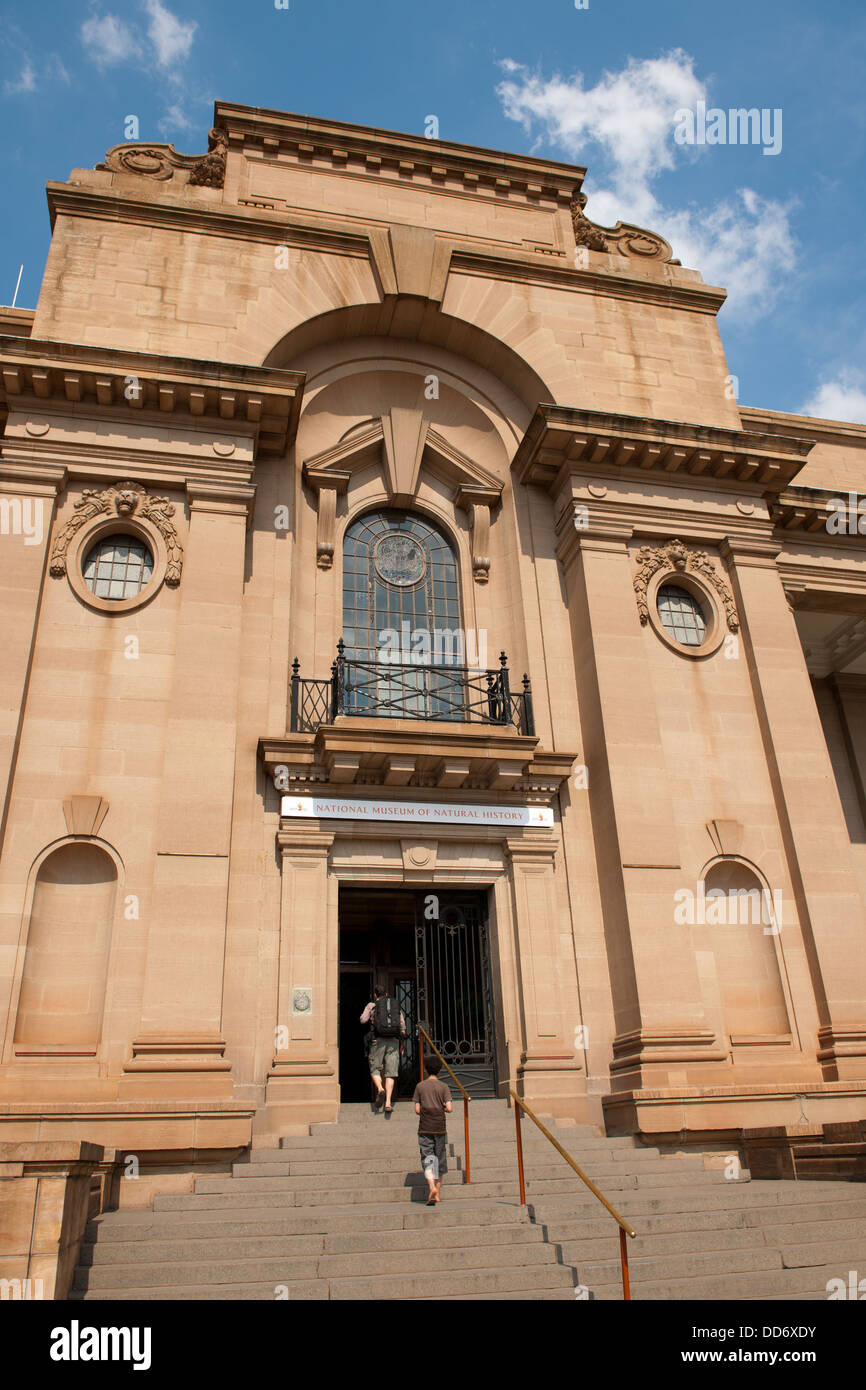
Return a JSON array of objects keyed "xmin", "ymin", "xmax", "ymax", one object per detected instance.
[
  {"xmin": 633, "ymin": 538, "xmax": 739, "ymax": 631},
  {"xmin": 570, "ymin": 187, "xmax": 675, "ymax": 264},
  {"xmin": 98, "ymin": 128, "xmax": 228, "ymax": 189},
  {"xmin": 49, "ymin": 481, "xmax": 183, "ymax": 585}
]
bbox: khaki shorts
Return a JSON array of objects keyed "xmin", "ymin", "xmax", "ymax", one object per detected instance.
[{"xmin": 369, "ymin": 1036, "xmax": 400, "ymax": 1079}]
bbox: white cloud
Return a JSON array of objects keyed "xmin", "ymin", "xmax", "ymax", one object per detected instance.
[
  {"xmin": 45, "ymin": 54, "xmax": 71, "ymax": 85},
  {"xmin": 157, "ymin": 102, "xmax": 197, "ymax": 135},
  {"xmin": 799, "ymin": 372, "xmax": 866, "ymax": 426},
  {"xmin": 3, "ymin": 59, "xmax": 36, "ymax": 95},
  {"xmin": 81, "ymin": 13, "xmax": 137, "ymax": 67},
  {"xmin": 143, "ymin": 0, "xmax": 196, "ymax": 70},
  {"xmin": 496, "ymin": 53, "xmax": 797, "ymax": 321}
]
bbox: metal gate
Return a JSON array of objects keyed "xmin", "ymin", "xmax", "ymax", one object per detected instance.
[{"xmin": 414, "ymin": 891, "xmax": 496, "ymax": 1098}]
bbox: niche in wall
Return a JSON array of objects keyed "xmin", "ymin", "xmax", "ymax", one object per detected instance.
[{"xmin": 14, "ymin": 842, "xmax": 118, "ymax": 1050}]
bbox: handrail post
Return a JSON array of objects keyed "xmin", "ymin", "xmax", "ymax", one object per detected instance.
[
  {"xmin": 521, "ymin": 673, "xmax": 535, "ymax": 736},
  {"xmin": 510, "ymin": 1088, "xmax": 636, "ymax": 1300},
  {"xmin": 290, "ymin": 658, "xmax": 300, "ymax": 733},
  {"xmin": 463, "ymin": 1097, "xmax": 471, "ymax": 1185},
  {"xmin": 620, "ymin": 1226, "xmax": 631, "ymax": 1301},
  {"xmin": 514, "ymin": 1095, "xmax": 527, "ymax": 1205}
]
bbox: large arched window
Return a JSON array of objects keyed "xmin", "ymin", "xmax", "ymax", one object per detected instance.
[
  {"xmin": 342, "ymin": 510, "xmax": 464, "ymax": 718},
  {"xmin": 343, "ymin": 510, "xmax": 460, "ymax": 661}
]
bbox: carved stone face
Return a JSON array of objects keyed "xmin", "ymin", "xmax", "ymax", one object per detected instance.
[{"xmin": 114, "ymin": 489, "xmax": 140, "ymax": 516}]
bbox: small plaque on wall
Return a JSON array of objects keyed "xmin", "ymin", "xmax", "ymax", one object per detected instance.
[{"xmin": 292, "ymin": 988, "xmax": 312, "ymax": 1016}]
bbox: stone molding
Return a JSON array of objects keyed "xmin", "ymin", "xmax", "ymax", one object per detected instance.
[
  {"xmin": 49, "ymin": 480, "xmax": 183, "ymax": 586},
  {"xmin": 261, "ymin": 727, "xmax": 574, "ymax": 798},
  {"xmin": 0, "ymin": 337, "xmax": 305, "ymax": 458},
  {"xmin": 217, "ymin": 100, "xmax": 587, "ymax": 203},
  {"xmin": 633, "ymin": 538, "xmax": 739, "ymax": 633},
  {"xmin": 44, "ymin": 191, "xmax": 728, "ymax": 317},
  {"xmin": 570, "ymin": 187, "xmax": 676, "ymax": 264},
  {"xmin": 611, "ymin": 1028, "xmax": 727, "ymax": 1074},
  {"xmin": 98, "ymin": 127, "xmax": 228, "ymax": 188},
  {"xmin": 513, "ymin": 404, "xmax": 815, "ymax": 495},
  {"xmin": 302, "ymin": 414, "xmax": 502, "ymax": 580}
]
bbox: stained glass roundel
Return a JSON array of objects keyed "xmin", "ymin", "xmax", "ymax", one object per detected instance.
[{"xmin": 373, "ymin": 532, "xmax": 426, "ymax": 586}]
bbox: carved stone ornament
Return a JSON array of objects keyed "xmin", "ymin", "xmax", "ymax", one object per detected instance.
[
  {"xmin": 633, "ymin": 539, "xmax": 739, "ymax": 631},
  {"xmin": 49, "ymin": 481, "xmax": 183, "ymax": 585},
  {"xmin": 570, "ymin": 187, "xmax": 675, "ymax": 263},
  {"xmin": 98, "ymin": 127, "xmax": 228, "ymax": 189}
]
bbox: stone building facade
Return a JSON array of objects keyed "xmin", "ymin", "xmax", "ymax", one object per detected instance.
[{"xmin": 2, "ymin": 103, "xmax": 866, "ymax": 1288}]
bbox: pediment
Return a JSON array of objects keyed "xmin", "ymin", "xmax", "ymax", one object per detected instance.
[
  {"xmin": 302, "ymin": 408, "xmax": 502, "ymax": 580},
  {"xmin": 303, "ymin": 410, "xmax": 502, "ymax": 505}
]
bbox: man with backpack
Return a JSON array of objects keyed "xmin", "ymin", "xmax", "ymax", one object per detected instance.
[{"xmin": 359, "ymin": 985, "xmax": 406, "ymax": 1112}]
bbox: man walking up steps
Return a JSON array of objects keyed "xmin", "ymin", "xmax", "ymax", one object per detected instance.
[{"xmin": 413, "ymin": 1055, "xmax": 453, "ymax": 1205}]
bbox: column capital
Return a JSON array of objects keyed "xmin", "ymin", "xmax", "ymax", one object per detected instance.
[
  {"xmin": 0, "ymin": 461, "xmax": 68, "ymax": 496},
  {"xmin": 185, "ymin": 478, "xmax": 256, "ymax": 524},
  {"xmin": 719, "ymin": 534, "xmax": 781, "ymax": 568},
  {"xmin": 277, "ymin": 828, "xmax": 335, "ymax": 859},
  {"xmin": 556, "ymin": 517, "xmax": 633, "ymax": 569},
  {"xmin": 504, "ymin": 833, "xmax": 558, "ymax": 865}
]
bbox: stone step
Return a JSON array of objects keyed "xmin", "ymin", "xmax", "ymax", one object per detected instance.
[
  {"xmin": 539, "ymin": 1212, "xmax": 866, "ymax": 1252},
  {"xmin": 264, "ymin": 1137, "xmax": 656, "ymax": 1160},
  {"xmin": 71, "ymin": 1282, "xmax": 331, "ymax": 1301},
  {"xmin": 75, "ymin": 1238, "xmax": 561, "ymax": 1291},
  {"xmin": 83, "ymin": 1221, "xmax": 547, "ymax": 1265},
  {"xmin": 327, "ymin": 1263, "xmax": 576, "ymax": 1299},
  {"xmin": 229, "ymin": 1155, "xmax": 704, "ymax": 1182},
  {"xmin": 528, "ymin": 1181, "xmax": 865, "ymax": 1218},
  {"xmin": 193, "ymin": 1168, "xmax": 742, "ymax": 1201},
  {"xmin": 73, "ymin": 1262, "xmax": 578, "ymax": 1301},
  {"xmin": 88, "ymin": 1201, "xmax": 532, "ymax": 1239},
  {"xmin": 569, "ymin": 1239, "xmax": 866, "ymax": 1292},
  {"xmin": 573, "ymin": 1245, "xmax": 786, "ymax": 1286},
  {"xmin": 778, "ymin": 1236, "xmax": 866, "ymax": 1268},
  {"xmin": 591, "ymin": 1263, "xmax": 851, "ymax": 1301}
]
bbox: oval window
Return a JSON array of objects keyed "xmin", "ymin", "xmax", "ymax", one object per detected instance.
[
  {"xmin": 83, "ymin": 535, "xmax": 154, "ymax": 601},
  {"xmin": 656, "ymin": 584, "xmax": 707, "ymax": 647}
]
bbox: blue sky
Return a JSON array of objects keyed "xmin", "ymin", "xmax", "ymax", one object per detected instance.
[{"xmin": 2, "ymin": 0, "xmax": 865, "ymax": 422}]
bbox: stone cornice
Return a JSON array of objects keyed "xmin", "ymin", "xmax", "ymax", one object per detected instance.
[
  {"xmin": 777, "ymin": 557, "xmax": 866, "ymax": 609},
  {"xmin": 740, "ymin": 406, "xmax": 866, "ymax": 450},
  {"xmin": 47, "ymin": 182, "xmax": 372, "ymax": 256},
  {"xmin": 0, "ymin": 337, "xmax": 305, "ymax": 457},
  {"xmin": 259, "ymin": 726, "xmax": 576, "ymax": 799},
  {"xmin": 46, "ymin": 184, "xmax": 721, "ymax": 317},
  {"xmin": 0, "ymin": 306, "xmax": 34, "ymax": 338},
  {"xmin": 513, "ymin": 404, "xmax": 815, "ymax": 495},
  {"xmin": 216, "ymin": 101, "xmax": 587, "ymax": 201},
  {"xmin": 772, "ymin": 485, "xmax": 866, "ymax": 537},
  {"xmin": 449, "ymin": 248, "xmax": 726, "ymax": 315}
]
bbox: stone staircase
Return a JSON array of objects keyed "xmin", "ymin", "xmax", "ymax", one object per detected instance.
[{"xmin": 71, "ymin": 1100, "xmax": 866, "ymax": 1300}]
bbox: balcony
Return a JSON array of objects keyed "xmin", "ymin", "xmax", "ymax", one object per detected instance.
[{"xmin": 290, "ymin": 641, "xmax": 535, "ymax": 737}]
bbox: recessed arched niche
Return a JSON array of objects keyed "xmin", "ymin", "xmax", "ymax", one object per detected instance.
[
  {"xmin": 14, "ymin": 842, "xmax": 118, "ymax": 1051},
  {"xmin": 701, "ymin": 859, "xmax": 789, "ymax": 1040}
]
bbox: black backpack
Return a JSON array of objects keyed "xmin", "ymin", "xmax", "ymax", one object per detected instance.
[{"xmin": 372, "ymin": 995, "xmax": 402, "ymax": 1038}]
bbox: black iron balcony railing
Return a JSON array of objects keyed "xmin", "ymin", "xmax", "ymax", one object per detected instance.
[{"xmin": 290, "ymin": 641, "xmax": 534, "ymax": 736}]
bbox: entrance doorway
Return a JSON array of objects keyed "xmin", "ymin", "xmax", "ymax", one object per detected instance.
[{"xmin": 337, "ymin": 887, "xmax": 496, "ymax": 1102}]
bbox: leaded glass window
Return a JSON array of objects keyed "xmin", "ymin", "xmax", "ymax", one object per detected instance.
[
  {"xmin": 83, "ymin": 536, "xmax": 154, "ymax": 601},
  {"xmin": 657, "ymin": 584, "xmax": 707, "ymax": 646},
  {"xmin": 342, "ymin": 510, "xmax": 462, "ymax": 718},
  {"xmin": 343, "ymin": 510, "xmax": 460, "ymax": 663}
]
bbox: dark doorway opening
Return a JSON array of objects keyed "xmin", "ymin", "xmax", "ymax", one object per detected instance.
[{"xmin": 338, "ymin": 886, "xmax": 496, "ymax": 1102}]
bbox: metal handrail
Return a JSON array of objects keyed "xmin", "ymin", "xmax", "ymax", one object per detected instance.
[
  {"xmin": 509, "ymin": 1089, "xmax": 637, "ymax": 1300},
  {"xmin": 417, "ymin": 1024, "xmax": 471, "ymax": 1184}
]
